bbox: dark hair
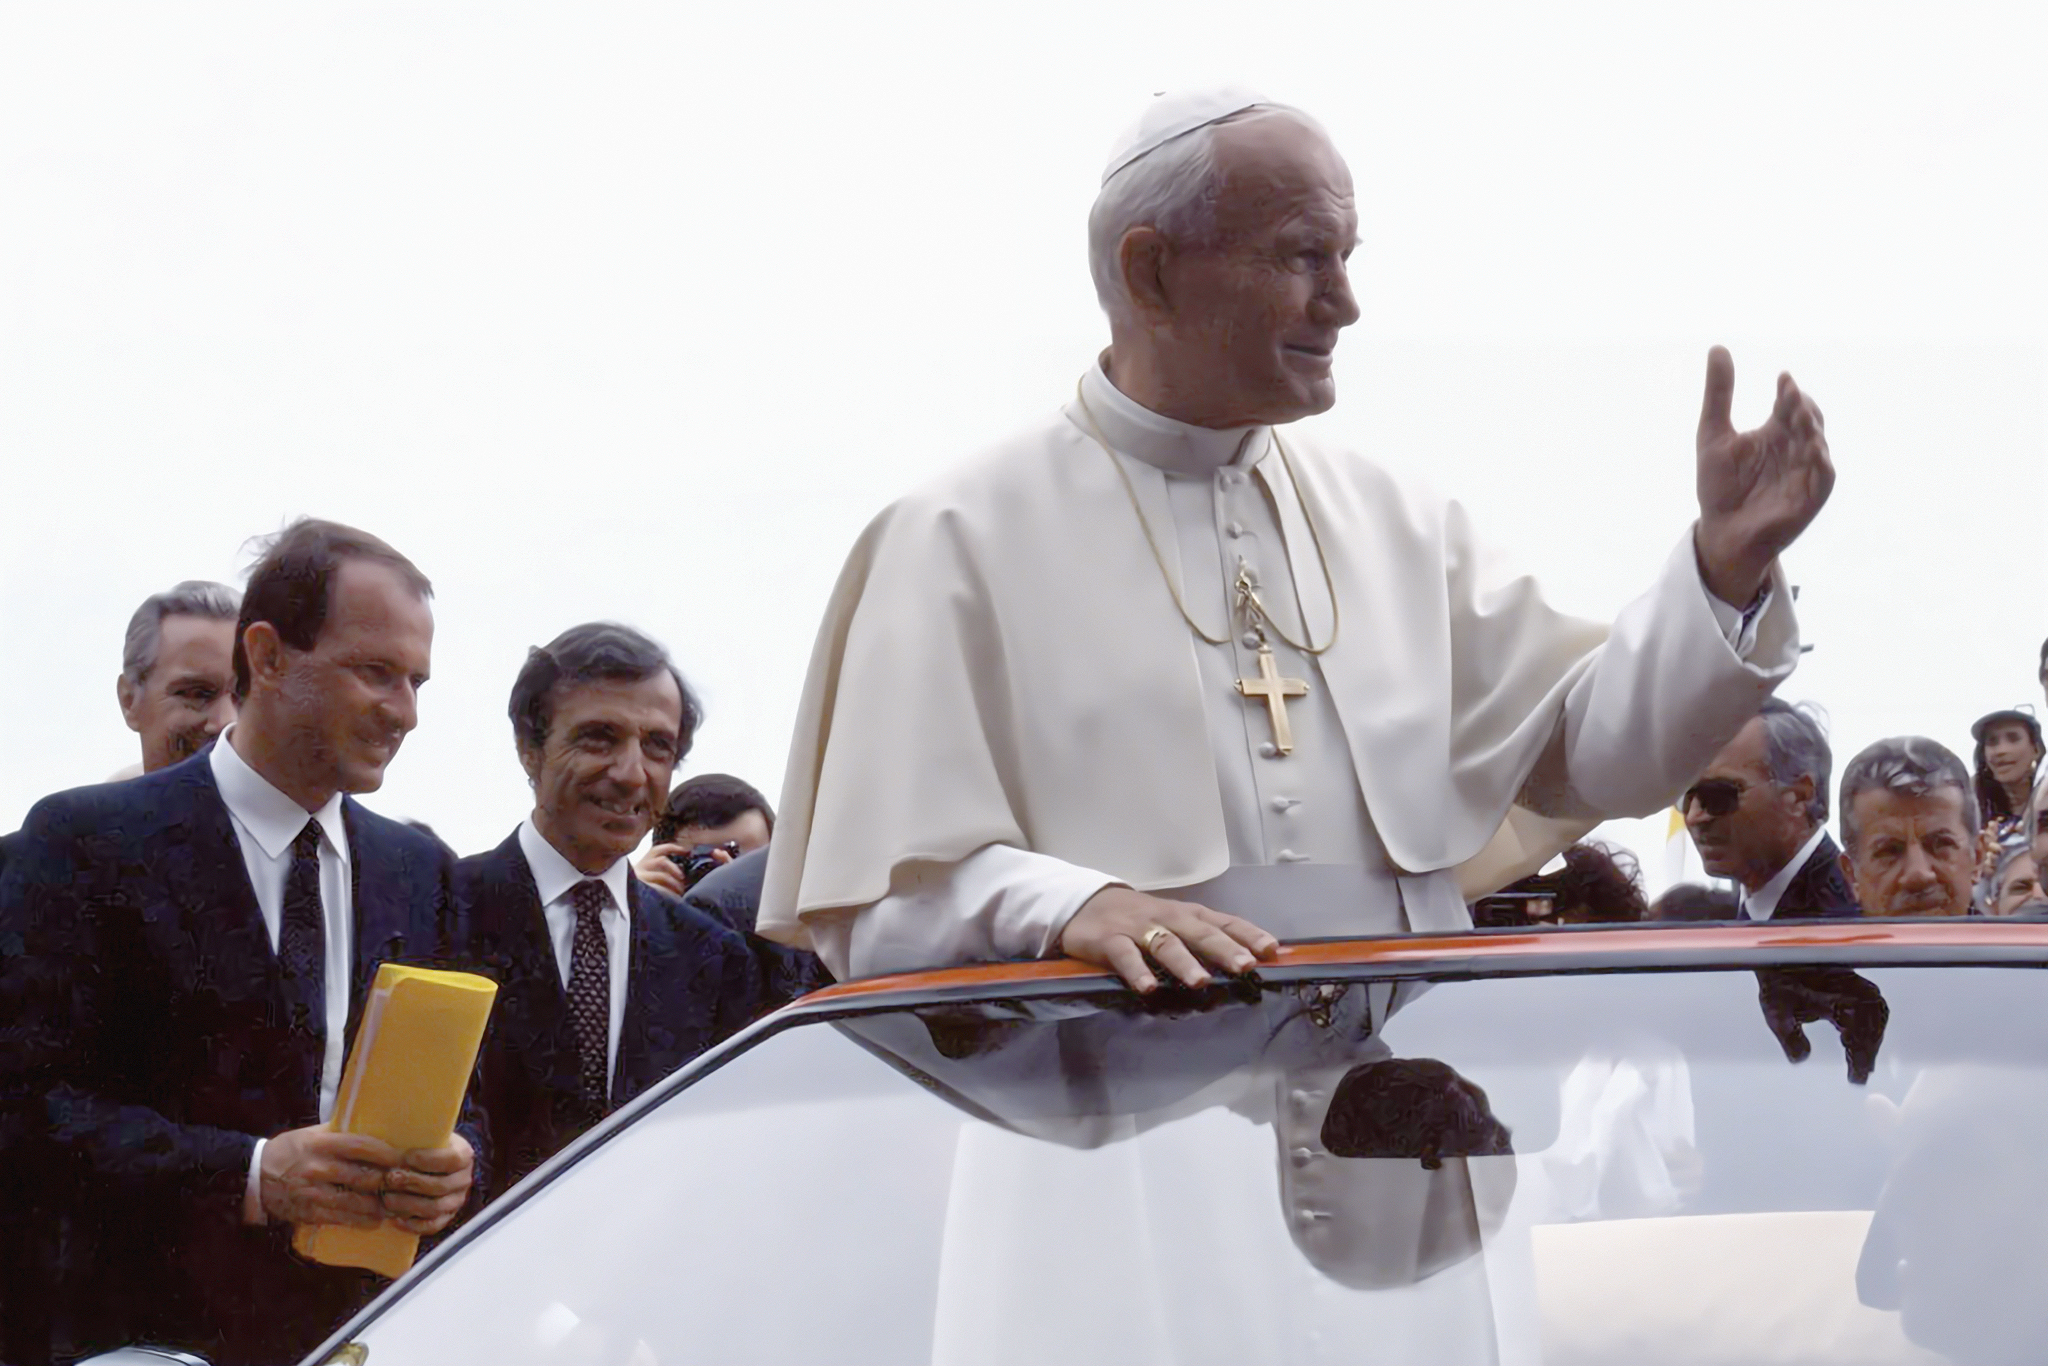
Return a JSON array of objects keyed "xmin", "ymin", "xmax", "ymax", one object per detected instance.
[
  {"xmin": 654, "ymin": 772, "xmax": 774, "ymax": 846},
  {"xmin": 1971, "ymin": 711, "xmax": 2045, "ymax": 822},
  {"xmin": 1648, "ymin": 884, "xmax": 1740, "ymax": 922},
  {"xmin": 1486, "ymin": 841, "xmax": 1648, "ymax": 925},
  {"xmin": 1553, "ymin": 842, "xmax": 1648, "ymax": 922},
  {"xmin": 508, "ymin": 622, "xmax": 701, "ymax": 756},
  {"xmin": 233, "ymin": 518, "xmax": 432, "ymax": 701}
]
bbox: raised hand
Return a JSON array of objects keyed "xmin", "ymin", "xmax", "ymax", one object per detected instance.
[{"xmin": 1694, "ymin": 345, "xmax": 1835, "ymax": 606}]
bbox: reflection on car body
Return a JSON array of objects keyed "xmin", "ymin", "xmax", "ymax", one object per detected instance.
[{"xmin": 258, "ymin": 922, "xmax": 2048, "ymax": 1365}]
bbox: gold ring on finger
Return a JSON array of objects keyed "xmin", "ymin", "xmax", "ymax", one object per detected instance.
[{"xmin": 1139, "ymin": 924, "xmax": 1175, "ymax": 957}]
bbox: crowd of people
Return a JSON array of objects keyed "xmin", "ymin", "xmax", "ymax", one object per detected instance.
[
  {"xmin": 2, "ymin": 518, "xmax": 2038, "ymax": 1365},
  {"xmin": 0, "ymin": 522, "xmax": 824, "ymax": 1366},
  {"xmin": 1485, "ymin": 677, "xmax": 2048, "ymax": 926}
]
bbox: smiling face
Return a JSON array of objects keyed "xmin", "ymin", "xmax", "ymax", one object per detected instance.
[
  {"xmin": 1132, "ymin": 111, "xmax": 1361, "ymax": 427},
  {"xmin": 244, "ymin": 558, "xmax": 434, "ymax": 802},
  {"xmin": 1842, "ymin": 785, "xmax": 1978, "ymax": 917},
  {"xmin": 1683, "ymin": 718, "xmax": 1816, "ymax": 890},
  {"xmin": 117, "ymin": 613, "xmax": 237, "ymax": 772},
  {"xmin": 522, "ymin": 671, "xmax": 684, "ymax": 875}
]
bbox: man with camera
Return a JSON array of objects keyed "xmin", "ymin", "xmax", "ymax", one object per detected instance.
[
  {"xmin": 637, "ymin": 775, "xmax": 835, "ymax": 1004},
  {"xmin": 450, "ymin": 623, "xmax": 766, "ymax": 1201},
  {"xmin": 634, "ymin": 772, "xmax": 776, "ymax": 897}
]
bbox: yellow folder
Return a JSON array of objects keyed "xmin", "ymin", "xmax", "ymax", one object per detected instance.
[{"xmin": 293, "ymin": 963, "xmax": 499, "ymax": 1279}]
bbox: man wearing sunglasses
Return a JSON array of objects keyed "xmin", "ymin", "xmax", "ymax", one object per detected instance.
[{"xmin": 1682, "ymin": 698, "xmax": 1858, "ymax": 920}]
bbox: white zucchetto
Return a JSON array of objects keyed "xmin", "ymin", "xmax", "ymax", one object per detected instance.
[{"xmin": 1100, "ymin": 85, "xmax": 1273, "ymax": 185}]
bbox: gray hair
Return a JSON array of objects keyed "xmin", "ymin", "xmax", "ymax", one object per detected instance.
[
  {"xmin": 1755, "ymin": 698, "xmax": 1834, "ymax": 825},
  {"xmin": 121, "ymin": 580, "xmax": 241, "ymax": 684},
  {"xmin": 1839, "ymin": 735, "xmax": 1979, "ymax": 854},
  {"xmin": 1087, "ymin": 103, "xmax": 1312, "ymax": 318}
]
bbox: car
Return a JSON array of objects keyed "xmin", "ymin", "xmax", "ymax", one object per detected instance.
[{"xmin": 100, "ymin": 919, "xmax": 2048, "ymax": 1366}]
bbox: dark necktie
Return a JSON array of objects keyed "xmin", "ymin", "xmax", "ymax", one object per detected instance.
[
  {"xmin": 566, "ymin": 879, "xmax": 612, "ymax": 1117},
  {"xmin": 279, "ymin": 820, "xmax": 327, "ymax": 1042}
]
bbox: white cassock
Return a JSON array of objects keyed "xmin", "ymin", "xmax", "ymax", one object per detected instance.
[{"xmin": 759, "ymin": 357, "xmax": 1800, "ymax": 978}]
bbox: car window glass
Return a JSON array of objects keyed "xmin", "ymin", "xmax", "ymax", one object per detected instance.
[{"xmin": 350, "ymin": 965, "xmax": 2048, "ymax": 1366}]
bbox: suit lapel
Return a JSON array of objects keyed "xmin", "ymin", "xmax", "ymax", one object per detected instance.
[
  {"xmin": 480, "ymin": 834, "xmax": 583, "ymax": 1105},
  {"xmin": 613, "ymin": 876, "xmax": 667, "ymax": 1106},
  {"xmin": 342, "ymin": 800, "xmax": 410, "ymax": 1018},
  {"xmin": 161, "ymin": 756, "xmax": 282, "ymax": 1001}
]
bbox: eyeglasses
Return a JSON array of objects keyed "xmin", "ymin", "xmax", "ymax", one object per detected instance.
[{"xmin": 1682, "ymin": 778, "xmax": 1748, "ymax": 818}]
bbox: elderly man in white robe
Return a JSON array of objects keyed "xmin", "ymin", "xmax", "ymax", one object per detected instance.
[{"xmin": 760, "ymin": 88, "xmax": 1832, "ymax": 991}]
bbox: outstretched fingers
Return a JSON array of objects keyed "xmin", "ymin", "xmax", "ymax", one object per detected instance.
[{"xmin": 1698, "ymin": 345, "xmax": 1737, "ymax": 445}]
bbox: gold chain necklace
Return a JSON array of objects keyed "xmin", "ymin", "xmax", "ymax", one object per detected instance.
[{"xmin": 1074, "ymin": 380, "xmax": 1341, "ymax": 655}]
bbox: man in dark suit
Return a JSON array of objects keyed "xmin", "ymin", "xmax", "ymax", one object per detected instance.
[
  {"xmin": 452, "ymin": 623, "xmax": 765, "ymax": 1204},
  {"xmin": 684, "ymin": 848, "xmax": 834, "ymax": 1006},
  {"xmin": 0, "ymin": 519, "xmax": 478, "ymax": 1366},
  {"xmin": 1682, "ymin": 697, "xmax": 1859, "ymax": 919}
]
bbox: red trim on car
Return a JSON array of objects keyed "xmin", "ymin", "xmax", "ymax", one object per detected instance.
[{"xmin": 801, "ymin": 920, "xmax": 2048, "ymax": 1004}]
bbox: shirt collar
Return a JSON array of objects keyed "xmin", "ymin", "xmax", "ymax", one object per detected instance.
[
  {"xmin": 1069, "ymin": 352, "xmax": 1270, "ymax": 476},
  {"xmin": 518, "ymin": 817, "xmax": 633, "ymax": 918},
  {"xmin": 209, "ymin": 727, "xmax": 350, "ymax": 862},
  {"xmin": 1745, "ymin": 823, "xmax": 1832, "ymax": 921}
]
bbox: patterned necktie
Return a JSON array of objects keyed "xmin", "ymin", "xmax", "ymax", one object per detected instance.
[
  {"xmin": 566, "ymin": 879, "xmax": 612, "ymax": 1117},
  {"xmin": 279, "ymin": 820, "xmax": 327, "ymax": 1040}
]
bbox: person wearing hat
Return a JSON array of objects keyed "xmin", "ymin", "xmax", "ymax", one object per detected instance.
[
  {"xmin": 760, "ymin": 88, "xmax": 1833, "ymax": 988},
  {"xmin": 1970, "ymin": 705, "xmax": 2042, "ymax": 866}
]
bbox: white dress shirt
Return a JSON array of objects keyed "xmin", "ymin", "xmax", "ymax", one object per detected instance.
[
  {"xmin": 811, "ymin": 361, "xmax": 1778, "ymax": 981},
  {"xmin": 1741, "ymin": 823, "xmax": 1833, "ymax": 922},
  {"xmin": 211, "ymin": 728, "xmax": 353, "ymax": 1221},
  {"xmin": 518, "ymin": 818, "xmax": 634, "ymax": 1086}
]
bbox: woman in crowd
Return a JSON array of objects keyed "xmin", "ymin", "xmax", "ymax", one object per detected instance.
[{"xmin": 1971, "ymin": 706, "xmax": 2044, "ymax": 863}]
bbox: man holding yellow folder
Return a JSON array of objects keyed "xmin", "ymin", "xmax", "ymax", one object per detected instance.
[
  {"xmin": 1, "ymin": 521, "xmax": 481, "ymax": 1366},
  {"xmin": 451, "ymin": 623, "xmax": 766, "ymax": 1201}
]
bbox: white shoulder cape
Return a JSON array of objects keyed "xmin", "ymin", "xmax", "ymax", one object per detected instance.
[{"xmin": 760, "ymin": 405, "xmax": 1774, "ymax": 949}]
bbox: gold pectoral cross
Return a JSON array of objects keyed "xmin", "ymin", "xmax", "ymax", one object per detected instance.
[{"xmin": 1236, "ymin": 642, "xmax": 1311, "ymax": 756}]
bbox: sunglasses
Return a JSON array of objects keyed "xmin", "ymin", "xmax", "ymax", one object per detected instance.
[{"xmin": 1682, "ymin": 778, "xmax": 1748, "ymax": 818}]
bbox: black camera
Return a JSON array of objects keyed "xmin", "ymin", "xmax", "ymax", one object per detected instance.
[{"xmin": 671, "ymin": 840, "xmax": 741, "ymax": 889}]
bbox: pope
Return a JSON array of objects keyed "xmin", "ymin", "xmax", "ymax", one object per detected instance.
[{"xmin": 760, "ymin": 88, "xmax": 1832, "ymax": 991}]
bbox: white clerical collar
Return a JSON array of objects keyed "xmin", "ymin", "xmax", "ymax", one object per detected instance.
[
  {"xmin": 518, "ymin": 816, "xmax": 633, "ymax": 918},
  {"xmin": 1076, "ymin": 354, "xmax": 1269, "ymax": 476},
  {"xmin": 1744, "ymin": 823, "xmax": 1832, "ymax": 922},
  {"xmin": 209, "ymin": 726, "xmax": 350, "ymax": 863}
]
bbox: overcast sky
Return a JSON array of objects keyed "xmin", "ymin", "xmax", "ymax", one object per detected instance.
[{"xmin": 2, "ymin": 3, "xmax": 2041, "ymax": 898}]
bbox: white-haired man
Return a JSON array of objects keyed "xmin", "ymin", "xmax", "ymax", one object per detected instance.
[{"xmin": 761, "ymin": 89, "xmax": 1832, "ymax": 989}]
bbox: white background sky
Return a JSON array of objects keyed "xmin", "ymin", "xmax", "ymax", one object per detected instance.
[{"xmin": 2, "ymin": 3, "xmax": 2042, "ymax": 899}]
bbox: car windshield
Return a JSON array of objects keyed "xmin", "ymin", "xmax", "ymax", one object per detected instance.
[{"xmin": 347, "ymin": 960, "xmax": 2048, "ymax": 1366}]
